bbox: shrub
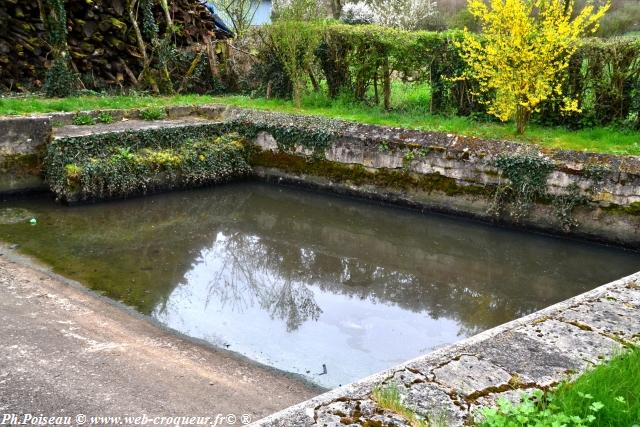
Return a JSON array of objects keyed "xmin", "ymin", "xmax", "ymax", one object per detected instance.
[
  {"xmin": 597, "ymin": 1, "xmax": 640, "ymax": 37},
  {"xmin": 314, "ymin": 25, "xmax": 470, "ymax": 112},
  {"xmin": 457, "ymin": 0, "xmax": 609, "ymax": 134},
  {"xmin": 140, "ymin": 107, "xmax": 167, "ymax": 120},
  {"xmin": 252, "ymin": 20, "xmax": 639, "ymax": 126},
  {"xmin": 97, "ymin": 112, "xmax": 114, "ymax": 124},
  {"xmin": 44, "ymin": 58, "xmax": 77, "ymax": 98},
  {"xmin": 268, "ymin": 21, "xmax": 324, "ymax": 108},
  {"xmin": 479, "ymin": 390, "xmax": 600, "ymax": 427},
  {"xmin": 72, "ymin": 113, "xmax": 95, "ymax": 126},
  {"xmin": 272, "ymin": 0, "xmax": 321, "ymax": 21},
  {"xmin": 369, "ymin": 0, "xmax": 438, "ymax": 31},
  {"xmin": 537, "ymin": 37, "xmax": 640, "ymax": 129},
  {"xmin": 478, "ymin": 348, "xmax": 640, "ymax": 427}
]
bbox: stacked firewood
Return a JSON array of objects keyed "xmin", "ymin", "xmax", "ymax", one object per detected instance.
[{"xmin": 0, "ymin": 0, "xmax": 226, "ymax": 92}]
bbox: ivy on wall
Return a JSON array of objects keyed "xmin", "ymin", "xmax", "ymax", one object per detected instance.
[
  {"xmin": 46, "ymin": 124, "xmax": 251, "ymax": 201},
  {"xmin": 490, "ymin": 152, "xmax": 613, "ymax": 230},
  {"xmin": 489, "ymin": 152, "xmax": 555, "ymax": 222},
  {"xmin": 227, "ymin": 110, "xmax": 348, "ymax": 154}
]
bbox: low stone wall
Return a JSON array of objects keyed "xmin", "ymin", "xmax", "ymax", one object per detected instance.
[
  {"xmin": 0, "ymin": 116, "xmax": 50, "ymax": 195},
  {"xmin": 251, "ymin": 271, "xmax": 640, "ymax": 427}
]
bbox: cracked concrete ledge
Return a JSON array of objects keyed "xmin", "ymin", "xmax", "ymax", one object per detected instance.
[{"xmin": 251, "ymin": 271, "xmax": 640, "ymax": 427}]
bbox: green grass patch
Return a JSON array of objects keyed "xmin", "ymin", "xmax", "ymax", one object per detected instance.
[
  {"xmin": 140, "ymin": 106, "xmax": 167, "ymax": 121},
  {"xmin": 478, "ymin": 347, "xmax": 640, "ymax": 427},
  {"xmin": 372, "ymin": 386, "xmax": 429, "ymax": 427},
  {"xmin": 213, "ymin": 95, "xmax": 640, "ymax": 156},
  {"xmin": 2, "ymin": 92, "xmax": 639, "ymax": 156},
  {"xmin": 97, "ymin": 111, "xmax": 114, "ymax": 124},
  {"xmin": 72, "ymin": 113, "xmax": 95, "ymax": 126},
  {"xmin": 0, "ymin": 94, "xmax": 219, "ymax": 116}
]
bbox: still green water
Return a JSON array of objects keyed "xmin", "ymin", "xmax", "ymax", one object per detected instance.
[{"xmin": 1, "ymin": 182, "xmax": 638, "ymax": 388}]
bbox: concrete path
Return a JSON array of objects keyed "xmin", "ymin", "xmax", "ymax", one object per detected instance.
[{"xmin": 0, "ymin": 249, "xmax": 321, "ymax": 425}]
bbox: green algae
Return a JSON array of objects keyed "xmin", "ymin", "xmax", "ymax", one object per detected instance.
[
  {"xmin": 249, "ymin": 148, "xmax": 491, "ymax": 197},
  {"xmin": 603, "ymin": 202, "xmax": 640, "ymax": 216},
  {"xmin": 0, "ymin": 208, "xmax": 35, "ymax": 224}
]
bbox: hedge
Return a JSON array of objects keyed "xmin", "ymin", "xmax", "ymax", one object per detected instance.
[
  {"xmin": 254, "ymin": 23, "xmax": 640, "ymax": 128},
  {"xmin": 537, "ymin": 36, "xmax": 640, "ymax": 129}
]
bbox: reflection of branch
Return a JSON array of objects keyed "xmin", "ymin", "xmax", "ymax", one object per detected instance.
[
  {"xmin": 199, "ymin": 232, "xmax": 323, "ymax": 331},
  {"xmin": 262, "ymin": 278, "xmax": 322, "ymax": 331}
]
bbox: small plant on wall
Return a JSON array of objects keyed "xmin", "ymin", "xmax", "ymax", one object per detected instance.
[{"xmin": 457, "ymin": 0, "xmax": 610, "ymax": 134}]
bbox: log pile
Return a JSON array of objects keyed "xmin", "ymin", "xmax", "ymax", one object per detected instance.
[{"xmin": 0, "ymin": 0, "xmax": 228, "ymax": 92}]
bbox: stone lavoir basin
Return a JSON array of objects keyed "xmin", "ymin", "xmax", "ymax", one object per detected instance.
[{"xmin": 1, "ymin": 181, "xmax": 639, "ymax": 389}]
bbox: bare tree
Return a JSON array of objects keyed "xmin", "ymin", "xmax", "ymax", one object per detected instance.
[{"xmin": 209, "ymin": 0, "xmax": 259, "ymax": 36}]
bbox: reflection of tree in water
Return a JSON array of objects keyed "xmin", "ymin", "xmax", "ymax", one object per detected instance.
[
  {"xmin": 192, "ymin": 227, "xmax": 508, "ymax": 335},
  {"xmin": 199, "ymin": 232, "xmax": 322, "ymax": 332},
  {"xmin": 191, "ymin": 223, "xmax": 561, "ymax": 336}
]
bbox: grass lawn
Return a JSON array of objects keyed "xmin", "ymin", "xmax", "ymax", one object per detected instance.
[
  {"xmin": 2, "ymin": 92, "xmax": 640, "ymax": 156},
  {"xmin": 479, "ymin": 347, "xmax": 640, "ymax": 426}
]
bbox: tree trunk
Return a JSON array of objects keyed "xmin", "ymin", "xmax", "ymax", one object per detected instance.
[
  {"xmin": 373, "ymin": 72, "xmax": 379, "ymax": 106},
  {"xmin": 127, "ymin": 0, "xmax": 159, "ymax": 93},
  {"xmin": 382, "ymin": 56, "xmax": 391, "ymax": 111},
  {"xmin": 293, "ymin": 80, "xmax": 303, "ymax": 109},
  {"xmin": 308, "ymin": 69, "xmax": 319, "ymax": 92},
  {"xmin": 515, "ymin": 105, "xmax": 531, "ymax": 134}
]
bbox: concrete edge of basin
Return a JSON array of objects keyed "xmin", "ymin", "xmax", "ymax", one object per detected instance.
[{"xmin": 251, "ymin": 270, "xmax": 640, "ymax": 426}]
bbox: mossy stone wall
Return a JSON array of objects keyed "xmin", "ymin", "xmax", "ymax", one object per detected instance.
[{"xmin": 0, "ymin": 117, "xmax": 51, "ymax": 195}]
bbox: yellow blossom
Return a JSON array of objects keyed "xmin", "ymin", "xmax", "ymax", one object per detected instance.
[{"xmin": 456, "ymin": 0, "xmax": 609, "ymax": 134}]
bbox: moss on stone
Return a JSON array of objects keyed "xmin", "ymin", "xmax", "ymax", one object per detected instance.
[
  {"xmin": 249, "ymin": 148, "xmax": 492, "ymax": 197},
  {"xmin": 0, "ymin": 153, "xmax": 44, "ymax": 176},
  {"xmin": 602, "ymin": 202, "xmax": 640, "ymax": 216}
]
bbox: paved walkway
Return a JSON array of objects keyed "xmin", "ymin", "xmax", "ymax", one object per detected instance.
[
  {"xmin": 255, "ymin": 271, "xmax": 640, "ymax": 426},
  {"xmin": 0, "ymin": 248, "xmax": 321, "ymax": 424}
]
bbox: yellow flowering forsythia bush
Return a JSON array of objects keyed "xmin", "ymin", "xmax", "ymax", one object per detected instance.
[{"xmin": 458, "ymin": 0, "xmax": 609, "ymax": 134}]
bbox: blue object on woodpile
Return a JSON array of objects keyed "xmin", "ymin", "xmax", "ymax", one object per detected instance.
[{"xmin": 199, "ymin": 1, "xmax": 234, "ymax": 37}]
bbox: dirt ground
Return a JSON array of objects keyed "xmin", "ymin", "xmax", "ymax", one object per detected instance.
[{"xmin": 0, "ymin": 247, "xmax": 322, "ymax": 425}]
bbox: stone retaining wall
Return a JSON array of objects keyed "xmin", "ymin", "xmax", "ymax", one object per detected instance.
[
  {"xmin": 251, "ymin": 272, "xmax": 640, "ymax": 427},
  {"xmin": 0, "ymin": 116, "xmax": 50, "ymax": 195},
  {"xmin": 242, "ymin": 111, "xmax": 640, "ymax": 247}
]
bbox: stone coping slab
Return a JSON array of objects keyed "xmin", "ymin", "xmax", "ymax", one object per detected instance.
[
  {"xmin": 53, "ymin": 117, "xmax": 212, "ymax": 139},
  {"xmin": 251, "ymin": 271, "xmax": 640, "ymax": 427}
]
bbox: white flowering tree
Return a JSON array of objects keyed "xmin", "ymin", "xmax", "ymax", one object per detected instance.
[
  {"xmin": 369, "ymin": 0, "xmax": 438, "ymax": 30},
  {"xmin": 340, "ymin": 1, "xmax": 379, "ymax": 24}
]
